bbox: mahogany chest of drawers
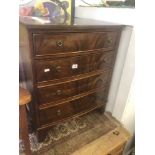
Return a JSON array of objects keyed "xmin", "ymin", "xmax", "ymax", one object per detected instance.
[{"xmin": 19, "ymin": 17, "xmax": 123, "ymax": 142}]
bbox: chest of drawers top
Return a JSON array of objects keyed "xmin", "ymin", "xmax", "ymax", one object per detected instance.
[{"xmin": 20, "ymin": 17, "xmax": 124, "ymax": 58}]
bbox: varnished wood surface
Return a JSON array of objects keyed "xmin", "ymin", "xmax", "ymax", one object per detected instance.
[
  {"xmin": 19, "ymin": 87, "xmax": 31, "ymax": 105},
  {"xmin": 39, "ymin": 87, "xmax": 106, "ymax": 110},
  {"xmin": 34, "ymin": 50, "xmax": 114, "ymax": 83},
  {"xmin": 19, "ymin": 19, "xmax": 123, "ymax": 142},
  {"xmin": 19, "ymin": 86, "xmax": 32, "ymax": 154},
  {"xmin": 36, "ymin": 69, "xmax": 109, "ymax": 87},
  {"xmin": 36, "ymin": 72, "xmax": 109, "ymax": 105},
  {"xmin": 72, "ymin": 125, "xmax": 130, "ymax": 155},
  {"xmin": 39, "ymin": 90, "xmax": 105, "ymax": 126},
  {"xmin": 20, "ymin": 106, "xmax": 32, "ymax": 155},
  {"xmin": 33, "ymin": 32, "xmax": 117, "ymax": 57}
]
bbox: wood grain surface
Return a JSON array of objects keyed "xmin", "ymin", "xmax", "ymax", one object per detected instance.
[{"xmin": 19, "ymin": 17, "xmax": 123, "ymax": 142}]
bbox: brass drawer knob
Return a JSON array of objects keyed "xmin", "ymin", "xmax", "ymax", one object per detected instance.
[
  {"xmin": 107, "ymin": 38, "xmax": 112, "ymax": 44},
  {"xmin": 56, "ymin": 90, "xmax": 62, "ymax": 95},
  {"xmin": 57, "ymin": 109, "xmax": 61, "ymax": 116},
  {"xmin": 113, "ymin": 130, "xmax": 120, "ymax": 136},
  {"xmin": 56, "ymin": 40, "xmax": 63, "ymax": 47}
]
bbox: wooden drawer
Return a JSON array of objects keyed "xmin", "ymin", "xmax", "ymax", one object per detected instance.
[
  {"xmin": 107, "ymin": 144, "xmax": 124, "ymax": 155},
  {"xmin": 37, "ymin": 72, "xmax": 109, "ymax": 105},
  {"xmin": 34, "ymin": 51, "xmax": 114, "ymax": 83},
  {"xmin": 39, "ymin": 91, "xmax": 105, "ymax": 126},
  {"xmin": 107, "ymin": 150, "xmax": 123, "ymax": 155},
  {"xmin": 33, "ymin": 32, "xmax": 117, "ymax": 57}
]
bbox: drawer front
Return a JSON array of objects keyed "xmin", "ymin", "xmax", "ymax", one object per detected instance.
[
  {"xmin": 107, "ymin": 144, "xmax": 125, "ymax": 155},
  {"xmin": 33, "ymin": 32, "xmax": 117, "ymax": 56},
  {"xmin": 35, "ymin": 51, "xmax": 114, "ymax": 82},
  {"xmin": 107, "ymin": 150, "xmax": 123, "ymax": 155},
  {"xmin": 116, "ymin": 151, "xmax": 123, "ymax": 155},
  {"xmin": 37, "ymin": 72, "xmax": 109, "ymax": 105},
  {"xmin": 107, "ymin": 149, "xmax": 123, "ymax": 155},
  {"xmin": 39, "ymin": 91, "xmax": 105, "ymax": 126}
]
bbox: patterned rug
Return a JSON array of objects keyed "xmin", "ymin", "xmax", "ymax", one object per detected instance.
[{"xmin": 20, "ymin": 111, "xmax": 119, "ymax": 155}]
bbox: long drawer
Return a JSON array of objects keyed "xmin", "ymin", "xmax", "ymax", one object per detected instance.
[
  {"xmin": 33, "ymin": 32, "xmax": 117, "ymax": 57},
  {"xmin": 34, "ymin": 51, "xmax": 114, "ymax": 83},
  {"xmin": 36, "ymin": 71, "xmax": 109, "ymax": 105},
  {"xmin": 39, "ymin": 91, "xmax": 105, "ymax": 126}
]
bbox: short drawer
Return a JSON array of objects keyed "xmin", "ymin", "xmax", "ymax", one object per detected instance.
[
  {"xmin": 107, "ymin": 149, "xmax": 123, "ymax": 155},
  {"xmin": 37, "ymin": 72, "xmax": 109, "ymax": 105},
  {"xmin": 39, "ymin": 91, "xmax": 105, "ymax": 126},
  {"xmin": 107, "ymin": 143, "xmax": 125, "ymax": 155},
  {"xmin": 33, "ymin": 32, "xmax": 117, "ymax": 57},
  {"xmin": 107, "ymin": 150, "xmax": 123, "ymax": 155},
  {"xmin": 34, "ymin": 51, "xmax": 114, "ymax": 83}
]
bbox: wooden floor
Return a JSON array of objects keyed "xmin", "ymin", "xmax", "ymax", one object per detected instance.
[{"xmin": 72, "ymin": 114, "xmax": 130, "ymax": 155}]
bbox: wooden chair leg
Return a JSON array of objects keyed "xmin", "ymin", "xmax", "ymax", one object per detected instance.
[{"xmin": 20, "ymin": 106, "xmax": 32, "ymax": 155}]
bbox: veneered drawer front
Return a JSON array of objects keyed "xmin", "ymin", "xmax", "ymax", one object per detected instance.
[
  {"xmin": 107, "ymin": 149, "xmax": 123, "ymax": 155},
  {"xmin": 116, "ymin": 150, "xmax": 123, "ymax": 155},
  {"xmin": 39, "ymin": 91, "xmax": 105, "ymax": 126},
  {"xmin": 107, "ymin": 150, "xmax": 123, "ymax": 155},
  {"xmin": 35, "ymin": 51, "xmax": 114, "ymax": 83},
  {"xmin": 37, "ymin": 72, "xmax": 109, "ymax": 105},
  {"xmin": 107, "ymin": 143, "xmax": 125, "ymax": 155},
  {"xmin": 33, "ymin": 32, "xmax": 117, "ymax": 56}
]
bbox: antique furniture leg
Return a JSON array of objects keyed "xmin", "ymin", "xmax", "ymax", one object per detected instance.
[{"xmin": 19, "ymin": 87, "xmax": 32, "ymax": 155}]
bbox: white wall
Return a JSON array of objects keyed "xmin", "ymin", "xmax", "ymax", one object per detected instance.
[
  {"xmin": 75, "ymin": 6, "xmax": 135, "ymax": 153},
  {"xmin": 75, "ymin": 0, "xmax": 101, "ymax": 6},
  {"xmin": 122, "ymin": 77, "xmax": 135, "ymax": 134},
  {"xmin": 75, "ymin": 7, "xmax": 135, "ymax": 25},
  {"xmin": 112, "ymin": 28, "xmax": 134, "ymax": 122},
  {"xmin": 75, "ymin": 0, "xmax": 126, "ymax": 7},
  {"xmin": 107, "ymin": 26, "xmax": 133, "ymax": 115}
]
